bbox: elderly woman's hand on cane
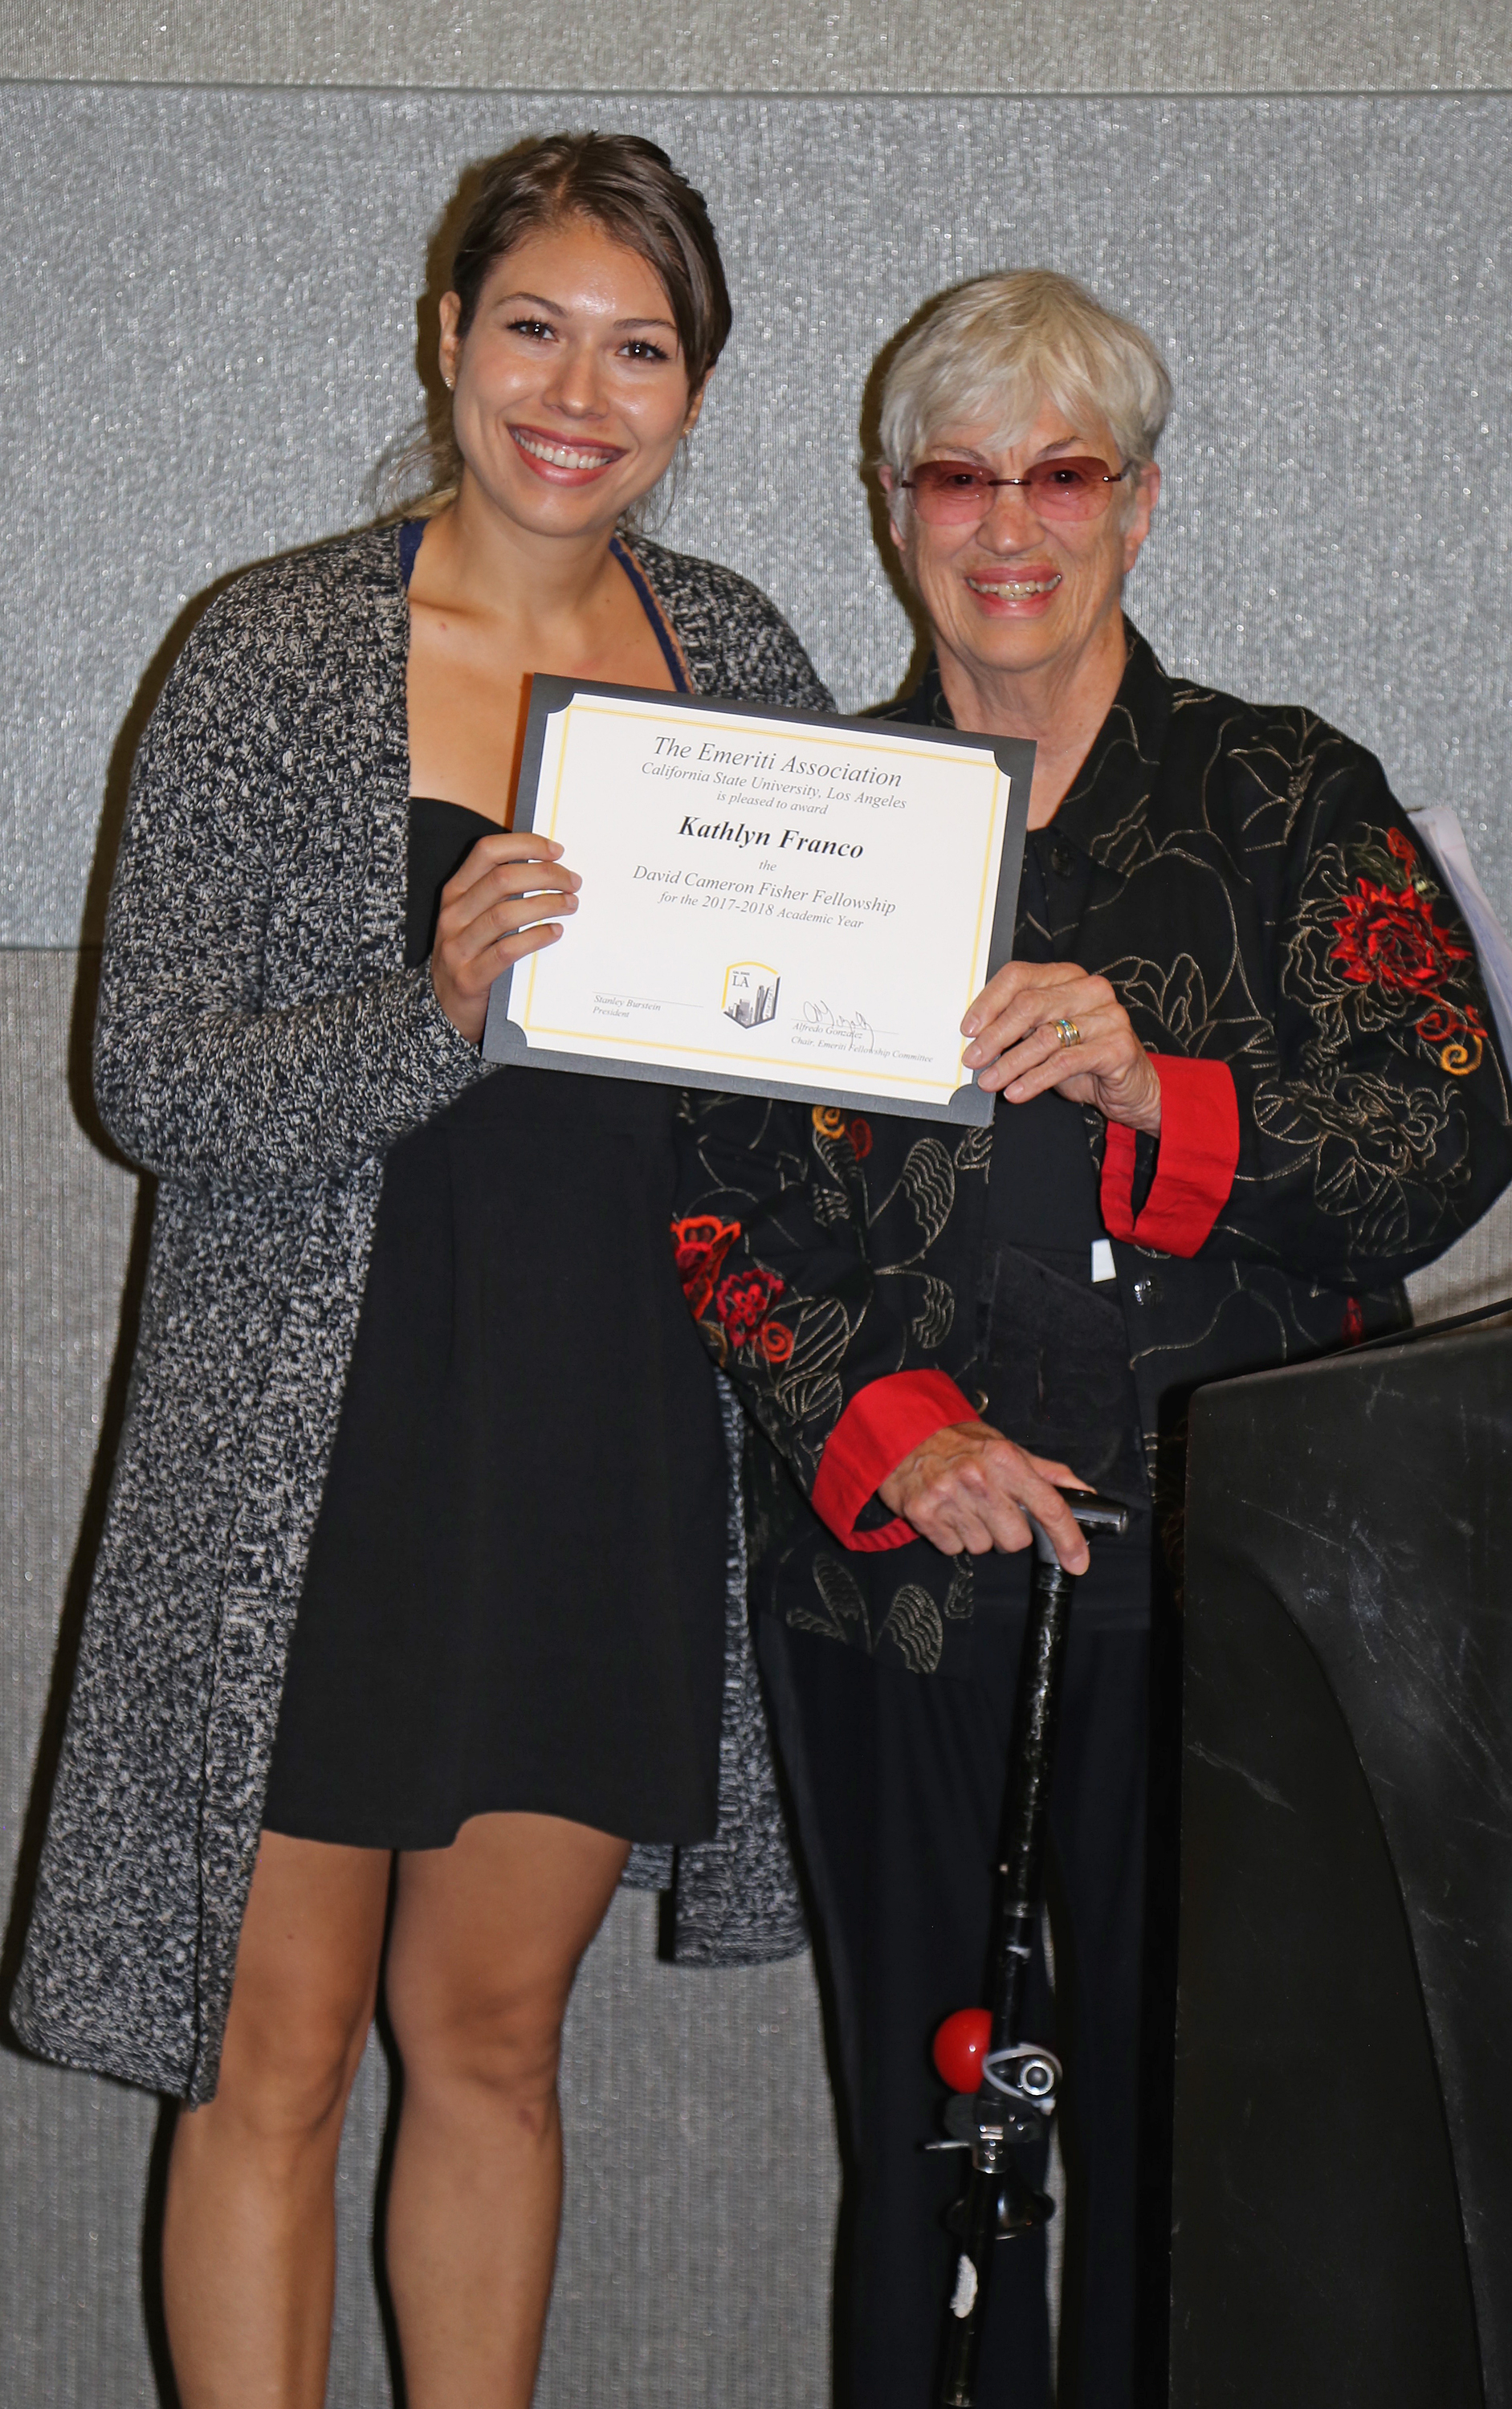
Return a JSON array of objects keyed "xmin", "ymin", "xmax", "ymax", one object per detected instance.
[{"xmin": 877, "ymin": 1423, "xmax": 1092, "ymax": 1573}]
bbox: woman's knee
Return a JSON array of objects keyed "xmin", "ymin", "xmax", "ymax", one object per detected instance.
[
  {"xmin": 211, "ymin": 1990, "xmax": 373, "ymax": 2147},
  {"xmin": 389, "ymin": 1975, "xmax": 568, "ymax": 2119},
  {"xmin": 209, "ymin": 1832, "xmax": 387, "ymax": 2146}
]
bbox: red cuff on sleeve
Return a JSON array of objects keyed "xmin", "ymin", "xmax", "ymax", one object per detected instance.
[
  {"xmin": 811, "ymin": 1368, "xmax": 977, "ymax": 1553},
  {"xmin": 1100, "ymin": 1056, "xmax": 1240, "ymax": 1257}
]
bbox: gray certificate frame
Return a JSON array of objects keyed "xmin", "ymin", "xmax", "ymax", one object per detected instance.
[{"xmin": 482, "ymin": 678, "xmax": 1033, "ymax": 1127}]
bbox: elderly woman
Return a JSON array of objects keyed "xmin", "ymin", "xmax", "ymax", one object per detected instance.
[{"xmin": 673, "ymin": 271, "xmax": 1512, "ymax": 2407}]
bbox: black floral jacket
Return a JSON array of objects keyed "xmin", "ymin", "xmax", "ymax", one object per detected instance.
[{"xmin": 672, "ymin": 626, "xmax": 1512, "ymax": 1678}]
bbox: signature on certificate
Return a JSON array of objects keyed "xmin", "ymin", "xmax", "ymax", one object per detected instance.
[{"xmin": 803, "ymin": 999, "xmax": 875, "ymax": 1054}]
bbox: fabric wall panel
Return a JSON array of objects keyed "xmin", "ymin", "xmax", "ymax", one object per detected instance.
[
  {"xmin": 1, "ymin": 948, "xmax": 157, "ymax": 2403},
  {"xmin": 1405, "ymin": 1184, "xmax": 1512, "ymax": 1323},
  {"xmin": 3, "ymin": 0, "xmax": 1510, "ymax": 94},
  {"xmin": 6, "ymin": 71, "xmax": 1512, "ymax": 2409},
  {"xmin": 2, "ymin": 87, "xmax": 1510, "ymax": 947}
]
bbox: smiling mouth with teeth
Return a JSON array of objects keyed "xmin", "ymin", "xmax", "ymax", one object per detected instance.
[
  {"xmin": 965, "ymin": 573, "xmax": 1063, "ymax": 598},
  {"xmin": 511, "ymin": 429, "xmax": 622, "ymax": 471}
]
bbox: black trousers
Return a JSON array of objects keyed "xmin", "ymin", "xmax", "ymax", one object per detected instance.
[{"xmin": 756, "ymin": 1544, "xmax": 1151, "ymax": 2409}]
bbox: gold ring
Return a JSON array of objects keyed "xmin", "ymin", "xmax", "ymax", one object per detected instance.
[{"xmin": 1054, "ymin": 1017, "xmax": 1082, "ymax": 1048}]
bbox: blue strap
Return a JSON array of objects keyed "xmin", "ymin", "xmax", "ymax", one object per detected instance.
[
  {"xmin": 397, "ymin": 519, "xmax": 425, "ymax": 589},
  {"xmin": 611, "ymin": 533, "xmax": 691, "ymax": 692},
  {"xmin": 401, "ymin": 521, "xmax": 687, "ymax": 696}
]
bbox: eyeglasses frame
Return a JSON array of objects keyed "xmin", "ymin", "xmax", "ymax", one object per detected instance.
[{"xmin": 898, "ymin": 455, "xmax": 1136, "ymax": 524}]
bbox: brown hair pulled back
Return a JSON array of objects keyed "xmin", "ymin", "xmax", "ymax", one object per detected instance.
[
  {"xmin": 400, "ymin": 132, "xmax": 731, "ymax": 516},
  {"xmin": 453, "ymin": 132, "xmax": 731, "ymax": 388}
]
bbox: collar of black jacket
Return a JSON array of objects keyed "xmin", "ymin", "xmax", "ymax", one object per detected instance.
[{"xmin": 873, "ymin": 615, "xmax": 1174, "ymax": 853}]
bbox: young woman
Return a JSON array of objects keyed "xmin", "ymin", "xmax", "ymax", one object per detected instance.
[{"xmin": 12, "ymin": 133, "xmax": 829, "ymax": 2407}]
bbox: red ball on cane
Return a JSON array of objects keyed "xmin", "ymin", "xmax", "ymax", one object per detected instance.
[{"xmin": 933, "ymin": 2007, "xmax": 992, "ymax": 2093}]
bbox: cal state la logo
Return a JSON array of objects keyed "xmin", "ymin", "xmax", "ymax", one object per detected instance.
[{"xmin": 723, "ymin": 962, "xmax": 780, "ymax": 1029}]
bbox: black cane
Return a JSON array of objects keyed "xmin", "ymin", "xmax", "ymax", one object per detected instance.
[{"xmin": 931, "ymin": 1488, "xmax": 1129, "ymax": 2409}]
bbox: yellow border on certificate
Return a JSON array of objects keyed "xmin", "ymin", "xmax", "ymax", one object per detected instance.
[
  {"xmin": 517, "ymin": 696, "xmax": 1009, "ymax": 1087},
  {"xmin": 517, "ymin": 1021, "xmax": 965, "ymax": 1093}
]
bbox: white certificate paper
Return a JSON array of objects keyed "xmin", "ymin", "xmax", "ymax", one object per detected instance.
[{"xmin": 483, "ymin": 680, "xmax": 1033, "ymax": 1124}]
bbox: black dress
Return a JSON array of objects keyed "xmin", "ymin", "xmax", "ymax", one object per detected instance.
[{"xmin": 262, "ymin": 565, "xmax": 727, "ymax": 1851}]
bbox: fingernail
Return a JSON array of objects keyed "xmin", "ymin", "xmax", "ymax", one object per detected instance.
[{"xmin": 962, "ymin": 1015, "xmax": 980, "ymax": 1037}]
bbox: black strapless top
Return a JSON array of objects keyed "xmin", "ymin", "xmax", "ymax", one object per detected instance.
[
  {"xmin": 403, "ymin": 795, "xmax": 499, "ymax": 967},
  {"xmin": 261, "ymin": 796, "xmax": 727, "ymax": 1850}
]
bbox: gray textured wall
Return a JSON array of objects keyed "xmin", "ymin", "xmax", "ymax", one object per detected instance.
[
  {"xmin": 3, "ymin": 0, "xmax": 1511, "ymax": 92},
  {"xmin": 4, "ymin": 89, "xmax": 1512, "ymax": 945},
  {"xmin": 5, "ymin": 31, "xmax": 1512, "ymax": 2409}
]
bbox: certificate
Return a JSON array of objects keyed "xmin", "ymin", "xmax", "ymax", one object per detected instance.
[{"xmin": 482, "ymin": 679, "xmax": 1032, "ymax": 1124}]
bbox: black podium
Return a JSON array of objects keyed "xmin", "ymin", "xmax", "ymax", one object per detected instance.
[{"xmin": 1174, "ymin": 1320, "xmax": 1512, "ymax": 2409}]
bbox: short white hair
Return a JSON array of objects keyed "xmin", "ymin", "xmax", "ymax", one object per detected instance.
[{"xmin": 877, "ymin": 270, "xmax": 1172, "ymax": 489}]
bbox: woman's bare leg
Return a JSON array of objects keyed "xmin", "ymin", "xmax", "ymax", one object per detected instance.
[
  {"xmin": 161, "ymin": 1832, "xmax": 391, "ymax": 2408},
  {"xmin": 382, "ymin": 1811, "xmax": 630, "ymax": 2409}
]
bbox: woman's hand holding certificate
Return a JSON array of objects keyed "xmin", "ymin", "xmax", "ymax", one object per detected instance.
[
  {"xmin": 432, "ymin": 829, "xmax": 581, "ymax": 1046},
  {"xmin": 483, "ymin": 681, "xmax": 1032, "ymax": 1123}
]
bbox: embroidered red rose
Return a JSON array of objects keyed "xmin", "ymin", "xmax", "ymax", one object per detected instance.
[
  {"xmin": 1329, "ymin": 878, "xmax": 1471, "ymax": 999},
  {"xmin": 760, "ymin": 1321, "xmax": 794, "ymax": 1363},
  {"xmin": 1342, "ymin": 1295, "xmax": 1364, "ymax": 1345},
  {"xmin": 670, "ymin": 1214, "xmax": 740, "ymax": 1318},
  {"xmin": 714, "ymin": 1266, "xmax": 786, "ymax": 1343},
  {"xmin": 849, "ymin": 1116, "xmax": 873, "ymax": 1158}
]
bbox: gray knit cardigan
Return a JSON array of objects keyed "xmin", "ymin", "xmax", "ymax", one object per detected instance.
[{"xmin": 11, "ymin": 523, "xmax": 827, "ymax": 2104}]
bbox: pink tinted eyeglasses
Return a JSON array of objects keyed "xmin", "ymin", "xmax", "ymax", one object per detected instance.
[{"xmin": 900, "ymin": 455, "xmax": 1133, "ymax": 525}]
